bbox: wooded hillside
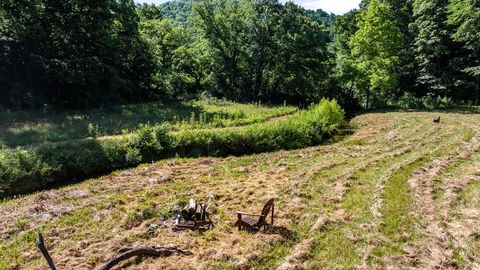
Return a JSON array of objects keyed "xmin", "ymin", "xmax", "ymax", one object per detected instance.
[{"xmin": 1, "ymin": 0, "xmax": 478, "ymax": 110}]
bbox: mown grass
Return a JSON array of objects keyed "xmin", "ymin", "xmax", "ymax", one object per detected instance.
[
  {"xmin": 296, "ymin": 114, "xmax": 467, "ymax": 269},
  {"xmin": 1, "ymin": 111, "xmax": 479, "ymax": 270},
  {"xmin": 372, "ymin": 129, "xmax": 464, "ymax": 259},
  {"xmin": 463, "ymin": 181, "xmax": 480, "ymax": 209},
  {"xmin": 453, "ymin": 151, "xmax": 480, "ymax": 268},
  {"xmin": 0, "ymin": 98, "xmax": 297, "ymax": 148},
  {"xmin": 374, "ymin": 157, "xmax": 429, "ymax": 255},
  {"xmin": 245, "ymin": 115, "xmax": 431, "ymax": 268},
  {"xmin": 0, "ymin": 100, "xmax": 342, "ymax": 198}
]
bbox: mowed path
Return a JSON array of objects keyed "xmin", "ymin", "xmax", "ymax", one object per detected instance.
[{"xmin": 1, "ymin": 111, "xmax": 479, "ymax": 270}]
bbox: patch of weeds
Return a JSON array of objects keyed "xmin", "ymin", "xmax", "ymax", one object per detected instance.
[
  {"xmin": 55, "ymin": 207, "xmax": 94, "ymax": 228},
  {"xmin": 95, "ymin": 203, "xmax": 107, "ymax": 211},
  {"xmin": 57, "ymin": 239, "xmax": 75, "ymax": 251},
  {"xmin": 123, "ymin": 199, "xmax": 162, "ymax": 229},
  {"xmin": 462, "ymin": 128, "xmax": 474, "ymax": 142},
  {"xmin": 452, "ymin": 244, "xmax": 466, "ymax": 268},
  {"xmin": 471, "ymin": 234, "xmax": 480, "ymax": 262},
  {"xmin": 224, "ymin": 157, "xmax": 255, "ymax": 169},
  {"xmin": 251, "ymin": 243, "xmax": 294, "ymax": 270},
  {"xmin": 14, "ymin": 217, "xmax": 28, "ymax": 230},
  {"xmin": 202, "ymin": 229, "xmax": 219, "ymax": 241},
  {"xmin": 462, "ymin": 181, "xmax": 480, "ymax": 208},
  {"xmin": 86, "ymin": 253, "xmax": 102, "ymax": 267},
  {"xmin": 310, "ymin": 227, "xmax": 360, "ymax": 269},
  {"xmin": 0, "ymin": 230, "xmax": 37, "ymax": 269},
  {"xmin": 250, "ymin": 215, "xmax": 305, "ymax": 269},
  {"xmin": 87, "ymin": 123, "xmax": 100, "ymax": 138},
  {"xmin": 341, "ymin": 139, "xmax": 367, "ymax": 146},
  {"xmin": 203, "ymin": 260, "xmax": 235, "ymax": 270}
]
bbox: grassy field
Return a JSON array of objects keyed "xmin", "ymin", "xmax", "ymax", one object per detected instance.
[
  {"xmin": 0, "ymin": 99, "xmax": 297, "ymax": 148},
  {"xmin": 1, "ymin": 110, "xmax": 480, "ymax": 269},
  {"xmin": 0, "ymin": 100, "xmax": 340, "ymax": 198}
]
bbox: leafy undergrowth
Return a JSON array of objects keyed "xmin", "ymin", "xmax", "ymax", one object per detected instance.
[
  {"xmin": 0, "ymin": 100, "xmax": 341, "ymax": 198},
  {"xmin": 1, "ymin": 111, "xmax": 480, "ymax": 270},
  {"xmin": 0, "ymin": 98, "xmax": 297, "ymax": 148}
]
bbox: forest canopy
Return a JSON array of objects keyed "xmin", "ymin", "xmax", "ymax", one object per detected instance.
[{"xmin": 0, "ymin": 0, "xmax": 479, "ymax": 110}]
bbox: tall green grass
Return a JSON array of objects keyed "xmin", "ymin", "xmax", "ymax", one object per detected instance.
[
  {"xmin": 0, "ymin": 98, "xmax": 297, "ymax": 148},
  {"xmin": 0, "ymin": 99, "xmax": 343, "ymax": 198}
]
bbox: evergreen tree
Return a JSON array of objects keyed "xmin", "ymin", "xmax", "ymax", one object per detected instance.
[
  {"xmin": 447, "ymin": 0, "xmax": 480, "ymax": 103},
  {"xmin": 410, "ymin": 0, "xmax": 450, "ymax": 96}
]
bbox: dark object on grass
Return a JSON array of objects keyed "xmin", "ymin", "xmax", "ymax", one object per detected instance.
[
  {"xmin": 236, "ymin": 198, "xmax": 274, "ymax": 232},
  {"xmin": 434, "ymin": 116, "xmax": 441, "ymax": 123},
  {"xmin": 175, "ymin": 198, "xmax": 214, "ymax": 231},
  {"xmin": 99, "ymin": 246, "xmax": 193, "ymax": 270},
  {"xmin": 37, "ymin": 233, "xmax": 57, "ymax": 270}
]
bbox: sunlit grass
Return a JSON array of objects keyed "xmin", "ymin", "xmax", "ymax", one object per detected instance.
[
  {"xmin": 1, "ymin": 111, "xmax": 479, "ymax": 269},
  {"xmin": 0, "ymin": 99, "xmax": 297, "ymax": 148}
]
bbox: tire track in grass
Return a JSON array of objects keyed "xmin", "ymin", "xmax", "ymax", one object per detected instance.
[
  {"xmin": 296, "ymin": 115, "xmax": 458, "ymax": 268},
  {"xmin": 438, "ymin": 119, "xmax": 480, "ymax": 268},
  {"xmin": 404, "ymin": 118, "xmax": 480, "ymax": 269},
  {"xmin": 262, "ymin": 118, "xmax": 426, "ymax": 270},
  {"xmin": 373, "ymin": 116, "xmax": 480, "ymax": 269},
  {"xmin": 275, "ymin": 117, "xmax": 452, "ymax": 269},
  {"xmin": 316, "ymin": 131, "xmax": 462, "ymax": 268},
  {"xmin": 445, "ymin": 154, "xmax": 480, "ymax": 269}
]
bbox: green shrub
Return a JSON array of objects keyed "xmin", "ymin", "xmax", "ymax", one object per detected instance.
[
  {"xmin": 0, "ymin": 149, "xmax": 53, "ymax": 196},
  {"xmin": 422, "ymin": 95, "xmax": 455, "ymax": 110},
  {"xmin": 0, "ymin": 100, "xmax": 343, "ymax": 198},
  {"xmin": 0, "ymin": 125, "xmax": 173, "ymax": 197},
  {"xmin": 393, "ymin": 93, "xmax": 457, "ymax": 110},
  {"xmin": 173, "ymin": 99, "xmax": 344, "ymax": 157},
  {"xmin": 126, "ymin": 124, "xmax": 171, "ymax": 163}
]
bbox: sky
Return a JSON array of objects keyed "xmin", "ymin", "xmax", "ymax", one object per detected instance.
[{"xmin": 135, "ymin": 0, "xmax": 362, "ymax": 15}]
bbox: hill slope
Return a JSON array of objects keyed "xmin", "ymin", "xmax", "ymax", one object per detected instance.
[
  {"xmin": 1, "ymin": 111, "xmax": 480, "ymax": 269},
  {"xmin": 158, "ymin": 0, "xmax": 335, "ymax": 28}
]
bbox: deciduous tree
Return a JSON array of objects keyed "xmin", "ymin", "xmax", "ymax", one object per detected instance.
[{"xmin": 350, "ymin": 0, "xmax": 403, "ymax": 109}]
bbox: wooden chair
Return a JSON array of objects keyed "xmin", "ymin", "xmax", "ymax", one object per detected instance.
[{"xmin": 236, "ymin": 198, "xmax": 274, "ymax": 232}]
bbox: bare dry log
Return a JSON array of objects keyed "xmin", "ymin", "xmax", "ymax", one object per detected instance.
[{"xmin": 99, "ymin": 246, "xmax": 193, "ymax": 270}]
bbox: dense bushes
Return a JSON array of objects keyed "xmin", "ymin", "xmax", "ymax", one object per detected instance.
[
  {"xmin": 1, "ymin": 0, "xmax": 155, "ymax": 110},
  {"xmin": 0, "ymin": 124, "xmax": 172, "ymax": 196},
  {"xmin": 0, "ymin": 100, "xmax": 343, "ymax": 198},
  {"xmin": 391, "ymin": 93, "xmax": 457, "ymax": 110}
]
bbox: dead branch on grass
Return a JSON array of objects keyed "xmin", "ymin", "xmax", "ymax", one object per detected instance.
[
  {"xmin": 36, "ymin": 233, "xmax": 57, "ymax": 270},
  {"xmin": 99, "ymin": 246, "xmax": 193, "ymax": 270}
]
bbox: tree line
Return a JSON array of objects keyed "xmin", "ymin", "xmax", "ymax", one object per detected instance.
[
  {"xmin": 338, "ymin": 0, "xmax": 479, "ymax": 109},
  {"xmin": 0, "ymin": 0, "xmax": 478, "ymax": 110}
]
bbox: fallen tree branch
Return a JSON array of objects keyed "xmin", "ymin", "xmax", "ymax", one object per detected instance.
[
  {"xmin": 99, "ymin": 246, "xmax": 193, "ymax": 270},
  {"xmin": 36, "ymin": 233, "xmax": 57, "ymax": 270}
]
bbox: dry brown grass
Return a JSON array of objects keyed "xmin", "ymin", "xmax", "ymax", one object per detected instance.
[{"xmin": 1, "ymin": 111, "xmax": 480, "ymax": 270}]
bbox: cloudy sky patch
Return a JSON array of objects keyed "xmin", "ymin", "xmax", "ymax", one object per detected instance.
[{"xmin": 135, "ymin": 0, "xmax": 361, "ymax": 15}]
